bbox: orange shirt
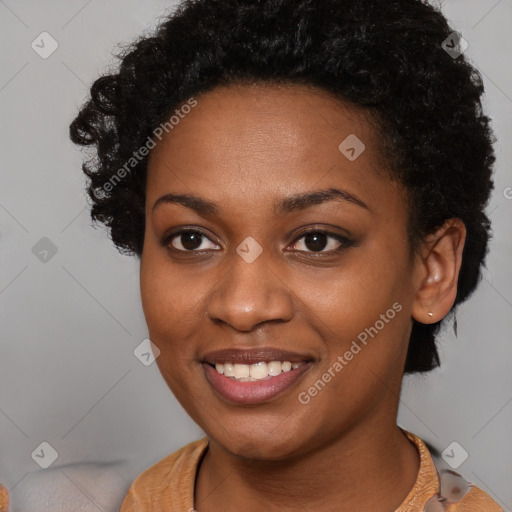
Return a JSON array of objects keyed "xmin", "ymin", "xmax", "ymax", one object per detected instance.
[
  {"xmin": 0, "ymin": 484, "xmax": 8, "ymax": 512},
  {"xmin": 120, "ymin": 430, "xmax": 503, "ymax": 511}
]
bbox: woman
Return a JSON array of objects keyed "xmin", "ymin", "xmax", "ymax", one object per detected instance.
[{"xmin": 69, "ymin": 0, "xmax": 502, "ymax": 510}]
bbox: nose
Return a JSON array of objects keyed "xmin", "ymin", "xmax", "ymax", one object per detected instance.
[{"xmin": 206, "ymin": 249, "xmax": 294, "ymax": 332}]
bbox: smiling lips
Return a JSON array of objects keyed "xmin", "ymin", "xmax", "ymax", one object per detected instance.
[{"xmin": 202, "ymin": 347, "xmax": 314, "ymax": 404}]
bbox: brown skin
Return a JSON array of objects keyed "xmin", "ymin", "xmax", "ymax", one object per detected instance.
[{"xmin": 140, "ymin": 84, "xmax": 466, "ymax": 511}]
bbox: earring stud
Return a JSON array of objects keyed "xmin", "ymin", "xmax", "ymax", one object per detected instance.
[{"xmin": 428, "ymin": 311, "xmax": 433, "ymax": 317}]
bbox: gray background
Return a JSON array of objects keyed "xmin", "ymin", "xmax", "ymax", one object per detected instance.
[{"xmin": 1, "ymin": 0, "xmax": 511, "ymax": 510}]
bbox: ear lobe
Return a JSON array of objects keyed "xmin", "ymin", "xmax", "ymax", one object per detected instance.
[{"xmin": 411, "ymin": 218, "xmax": 466, "ymax": 324}]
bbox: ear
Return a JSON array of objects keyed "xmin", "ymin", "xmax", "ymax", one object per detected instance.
[{"xmin": 411, "ymin": 218, "xmax": 466, "ymax": 325}]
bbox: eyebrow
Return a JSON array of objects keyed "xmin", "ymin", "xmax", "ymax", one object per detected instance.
[{"xmin": 152, "ymin": 187, "xmax": 369, "ymax": 216}]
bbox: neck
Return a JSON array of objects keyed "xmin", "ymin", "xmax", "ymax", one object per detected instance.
[{"xmin": 194, "ymin": 414, "xmax": 420, "ymax": 512}]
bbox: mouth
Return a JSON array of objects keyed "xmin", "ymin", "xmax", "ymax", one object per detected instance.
[{"xmin": 202, "ymin": 347, "xmax": 314, "ymax": 405}]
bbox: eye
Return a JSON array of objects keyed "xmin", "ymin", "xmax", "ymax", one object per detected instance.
[
  {"xmin": 162, "ymin": 228, "xmax": 354, "ymax": 255},
  {"xmin": 164, "ymin": 229, "xmax": 220, "ymax": 252},
  {"xmin": 289, "ymin": 230, "xmax": 353, "ymax": 254}
]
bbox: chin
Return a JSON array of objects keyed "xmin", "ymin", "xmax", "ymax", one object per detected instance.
[{"xmin": 211, "ymin": 427, "xmax": 309, "ymax": 462}]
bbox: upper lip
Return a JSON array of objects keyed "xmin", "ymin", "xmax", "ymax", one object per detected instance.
[{"xmin": 202, "ymin": 347, "xmax": 314, "ymax": 365}]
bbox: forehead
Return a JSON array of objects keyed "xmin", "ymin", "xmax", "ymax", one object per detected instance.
[{"xmin": 146, "ymin": 83, "xmax": 401, "ymax": 217}]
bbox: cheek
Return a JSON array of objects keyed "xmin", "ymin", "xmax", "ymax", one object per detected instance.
[
  {"xmin": 298, "ymin": 245, "xmax": 411, "ymax": 388},
  {"xmin": 139, "ymin": 247, "xmax": 212, "ymax": 383},
  {"xmin": 140, "ymin": 256, "xmax": 199, "ymax": 397},
  {"xmin": 140, "ymin": 249, "xmax": 197, "ymax": 333},
  {"xmin": 299, "ymin": 251, "xmax": 406, "ymax": 336}
]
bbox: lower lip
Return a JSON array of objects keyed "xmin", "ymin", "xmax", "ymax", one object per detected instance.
[{"xmin": 202, "ymin": 362, "xmax": 313, "ymax": 405}]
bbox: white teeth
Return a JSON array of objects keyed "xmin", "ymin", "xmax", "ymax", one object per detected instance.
[
  {"xmin": 267, "ymin": 361, "xmax": 282, "ymax": 376},
  {"xmin": 224, "ymin": 362, "xmax": 234, "ymax": 377},
  {"xmin": 212, "ymin": 360, "xmax": 306, "ymax": 381},
  {"xmin": 250, "ymin": 362, "xmax": 268, "ymax": 380},
  {"xmin": 233, "ymin": 363, "xmax": 250, "ymax": 378}
]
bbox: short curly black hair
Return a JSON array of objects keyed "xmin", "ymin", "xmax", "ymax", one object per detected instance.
[{"xmin": 69, "ymin": 0, "xmax": 495, "ymax": 374}]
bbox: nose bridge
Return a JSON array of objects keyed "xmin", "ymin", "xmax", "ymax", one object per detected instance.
[{"xmin": 206, "ymin": 241, "xmax": 294, "ymax": 331}]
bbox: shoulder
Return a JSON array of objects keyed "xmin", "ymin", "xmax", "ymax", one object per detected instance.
[
  {"xmin": 120, "ymin": 437, "xmax": 209, "ymax": 512},
  {"xmin": 403, "ymin": 430, "xmax": 503, "ymax": 511},
  {"xmin": 125, "ymin": 437, "xmax": 208, "ymax": 487}
]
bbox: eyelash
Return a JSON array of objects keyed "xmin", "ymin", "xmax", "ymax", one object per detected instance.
[{"xmin": 161, "ymin": 228, "xmax": 354, "ymax": 256}]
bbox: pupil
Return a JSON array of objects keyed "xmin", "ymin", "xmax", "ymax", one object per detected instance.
[
  {"xmin": 305, "ymin": 232, "xmax": 327, "ymax": 252},
  {"xmin": 182, "ymin": 232, "xmax": 202, "ymax": 250}
]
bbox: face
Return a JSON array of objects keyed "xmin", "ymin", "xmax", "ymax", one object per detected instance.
[{"xmin": 140, "ymin": 84, "xmax": 421, "ymax": 460}]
